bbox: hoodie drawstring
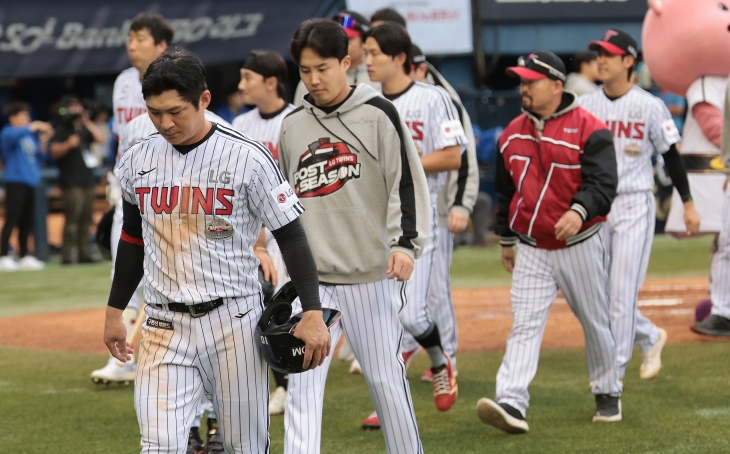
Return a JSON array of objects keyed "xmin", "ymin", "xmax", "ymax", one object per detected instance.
[{"xmin": 308, "ymin": 107, "xmax": 377, "ymax": 161}]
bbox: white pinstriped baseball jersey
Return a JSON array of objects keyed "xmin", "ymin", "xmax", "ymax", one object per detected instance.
[
  {"xmin": 231, "ymin": 105, "xmax": 296, "ymax": 161},
  {"xmin": 118, "ymin": 110, "xmax": 230, "ymax": 155},
  {"xmin": 112, "ymin": 67, "xmax": 147, "ymax": 135},
  {"xmin": 580, "ymin": 86, "xmax": 680, "ymax": 194},
  {"xmin": 117, "ymin": 123, "xmax": 304, "ymax": 305},
  {"xmin": 385, "ymin": 81, "xmax": 467, "ymax": 195}
]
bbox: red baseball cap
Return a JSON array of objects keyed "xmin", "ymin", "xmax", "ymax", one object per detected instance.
[
  {"xmin": 333, "ymin": 11, "xmax": 370, "ymax": 38},
  {"xmin": 589, "ymin": 29, "xmax": 638, "ymax": 58},
  {"xmin": 506, "ymin": 51, "xmax": 566, "ymax": 82}
]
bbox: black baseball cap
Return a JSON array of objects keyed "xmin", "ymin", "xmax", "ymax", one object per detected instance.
[
  {"xmin": 506, "ymin": 51, "xmax": 566, "ymax": 82},
  {"xmin": 589, "ymin": 29, "xmax": 638, "ymax": 58},
  {"xmin": 332, "ymin": 11, "xmax": 370, "ymax": 38},
  {"xmin": 412, "ymin": 44, "xmax": 426, "ymax": 64}
]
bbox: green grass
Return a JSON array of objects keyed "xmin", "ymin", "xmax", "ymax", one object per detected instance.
[
  {"xmin": 1, "ymin": 343, "xmax": 728, "ymax": 453},
  {"xmin": 450, "ymin": 234, "xmax": 715, "ymax": 288},
  {"xmin": 0, "ymin": 262, "xmax": 112, "ymax": 318}
]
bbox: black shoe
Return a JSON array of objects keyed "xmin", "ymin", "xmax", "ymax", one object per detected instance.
[
  {"xmin": 187, "ymin": 427, "xmax": 204, "ymax": 454},
  {"xmin": 477, "ymin": 398, "xmax": 529, "ymax": 434},
  {"xmin": 692, "ymin": 314, "xmax": 730, "ymax": 337},
  {"xmin": 205, "ymin": 419, "xmax": 225, "ymax": 454},
  {"xmin": 593, "ymin": 394, "xmax": 622, "ymax": 422}
]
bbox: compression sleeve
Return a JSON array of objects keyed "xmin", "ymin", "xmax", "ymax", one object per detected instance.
[
  {"xmin": 271, "ymin": 219, "xmax": 322, "ymax": 312},
  {"xmin": 107, "ymin": 200, "xmax": 144, "ymax": 310},
  {"xmin": 663, "ymin": 144, "xmax": 693, "ymax": 203}
]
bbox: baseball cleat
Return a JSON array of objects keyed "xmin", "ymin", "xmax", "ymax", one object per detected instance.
[
  {"xmin": 205, "ymin": 419, "xmax": 225, "ymax": 454},
  {"xmin": 432, "ymin": 353, "xmax": 458, "ymax": 411},
  {"xmin": 402, "ymin": 346, "xmax": 421, "ymax": 370},
  {"xmin": 349, "ymin": 358, "xmax": 363, "ymax": 375},
  {"xmin": 18, "ymin": 255, "xmax": 44, "ymax": 271},
  {"xmin": 187, "ymin": 428, "xmax": 204, "ymax": 454},
  {"xmin": 0, "ymin": 256, "xmax": 18, "ymax": 272},
  {"xmin": 421, "ymin": 367, "xmax": 458, "ymax": 382},
  {"xmin": 361, "ymin": 411, "xmax": 381, "ymax": 430},
  {"xmin": 337, "ymin": 339, "xmax": 356, "ymax": 362},
  {"xmin": 692, "ymin": 314, "xmax": 730, "ymax": 337},
  {"xmin": 269, "ymin": 386, "xmax": 287, "ymax": 416},
  {"xmin": 640, "ymin": 327, "xmax": 667, "ymax": 379},
  {"xmin": 593, "ymin": 395, "xmax": 622, "ymax": 422},
  {"xmin": 477, "ymin": 398, "xmax": 529, "ymax": 434},
  {"xmin": 90, "ymin": 357, "xmax": 136, "ymax": 385}
]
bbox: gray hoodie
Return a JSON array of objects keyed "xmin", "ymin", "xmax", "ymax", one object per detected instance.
[{"xmin": 279, "ymin": 84, "xmax": 431, "ymax": 284}]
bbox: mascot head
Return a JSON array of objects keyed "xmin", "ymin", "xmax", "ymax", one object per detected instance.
[{"xmin": 642, "ymin": 0, "xmax": 730, "ymax": 94}]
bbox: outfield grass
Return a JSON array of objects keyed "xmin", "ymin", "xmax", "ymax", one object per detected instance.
[
  {"xmin": 1, "ymin": 343, "xmax": 728, "ymax": 453},
  {"xmin": 450, "ymin": 234, "xmax": 714, "ymax": 288}
]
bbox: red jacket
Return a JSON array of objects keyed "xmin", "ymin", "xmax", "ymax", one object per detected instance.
[{"xmin": 495, "ymin": 92, "xmax": 617, "ymax": 250}]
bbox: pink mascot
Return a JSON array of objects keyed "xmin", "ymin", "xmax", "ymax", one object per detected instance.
[{"xmin": 643, "ymin": 0, "xmax": 730, "ymax": 336}]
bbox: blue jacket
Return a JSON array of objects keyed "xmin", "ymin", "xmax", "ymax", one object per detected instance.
[{"xmin": 0, "ymin": 125, "xmax": 42, "ymax": 187}]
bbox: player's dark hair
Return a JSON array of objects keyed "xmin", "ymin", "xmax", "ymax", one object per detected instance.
[
  {"xmin": 244, "ymin": 49, "xmax": 288, "ymax": 98},
  {"xmin": 142, "ymin": 48, "xmax": 208, "ymax": 110},
  {"xmin": 290, "ymin": 19, "xmax": 348, "ymax": 66},
  {"xmin": 364, "ymin": 22, "xmax": 412, "ymax": 74},
  {"xmin": 624, "ymin": 55, "xmax": 636, "ymax": 82},
  {"xmin": 571, "ymin": 50, "xmax": 598, "ymax": 73},
  {"xmin": 130, "ymin": 13, "xmax": 174, "ymax": 46},
  {"xmin": 371, "ymin": 7, "xmax": 407, "ymax": 27},
  {"xmin": 3, "ymin": 101, "xmax": 31, "ymax": 118}
]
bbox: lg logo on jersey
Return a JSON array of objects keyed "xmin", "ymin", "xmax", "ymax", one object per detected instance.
[{"xmin": 208, "ymin": 170, "xmax": 232, "ymax": 184}]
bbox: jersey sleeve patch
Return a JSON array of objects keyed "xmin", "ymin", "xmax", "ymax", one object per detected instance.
[
  {"xmin": 661, "ymin": 119, "xmax": 681, "ymax": 145},
  {"xmin": 270, "ymin": 181, "xmax": 299, "ymax": 213},
  {"xmin": 441, "ymin": 119, "xmax": 464, "ymax": 140}
]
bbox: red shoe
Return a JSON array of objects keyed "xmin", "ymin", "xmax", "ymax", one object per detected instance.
[
  {"xmin": 402, "ymin": 346, "xmax": 421, "ymax": 370},
  {"xmin": 361, "ymin": 411, "xmax": 380, "ymax": 430},
  {"xmin": 432, "ymin": 354, "xmax": 458, "ymax": 411},
  {"xmin": 422, "ymin": 366, "xmax": 458, "ymax": 382}
]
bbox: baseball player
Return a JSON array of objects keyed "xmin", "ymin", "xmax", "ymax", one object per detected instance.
[
  {"xmin": 360, "ymin": 43, "xmax": 479, "ymax": 430},
  {"xmin": 231, "ymin": 49, "xmax": 296, "ymax": 417},
  {"xmin": 694, "ymin": 73, "xmax": 730, "ymax": 337},
  {"xmin": 364, "ymin": 22, "xmax": 463, "ymax": 411},
  {"xmin": 580, "ymin": 29, "xmax": 700, "ymax": 381},
  {"xmin": 279, "ymin": 19, "xmax": 431, "ymax": 454},
  {"xmin": 478, "ymin": 52, "xmax": 621, "ymax": 433},
  {"xmin": 91, "ymin": 12, "xmax": 173, "ymax": 386},
  {"xmin": 292, "ymin": 10, "xmax": 380, "ymax": 107},
  {"xmin": 104, "ymin": 48, "xmax": 331, "ymax": 454}
]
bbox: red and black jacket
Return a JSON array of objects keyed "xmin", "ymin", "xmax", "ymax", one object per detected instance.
[{"xmin": 495, "ymin": 92, "xmax": 617, "ymax": 250}]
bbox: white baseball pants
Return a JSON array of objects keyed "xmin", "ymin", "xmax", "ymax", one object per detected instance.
[
  {"xmin": 285, "ymin": 280, "xmax": 423, "ymax": 454},
  {"xmin": 135, "ymin": 298, "xmax": 268, "ymax": 454},
  {"xmin": 495, "ymin": 231, "xmax": 621, "ymax": 417}
]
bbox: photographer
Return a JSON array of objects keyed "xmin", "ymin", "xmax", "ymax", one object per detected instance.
[{"xmin": 49, "ymin": 96, "xmax": 106, "ymax": 264}]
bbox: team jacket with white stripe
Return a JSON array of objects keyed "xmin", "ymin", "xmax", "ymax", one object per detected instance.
[{"xmin": 495, "ymin": 91, "xmax": 617, "ymax": 250}]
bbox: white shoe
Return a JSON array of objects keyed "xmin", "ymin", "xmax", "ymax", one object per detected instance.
[
  {"xmin": 269, "ymin": 386, "xmax": 287, "ymax": 415},
  {"xmin": 90, "ymin": 357, "xmax": 136, "ymax": 385},
  {"xmin": 0, "ymin": 256, "xmax": 18, "ymax": 272},
  {"xmin": 18, "ymin": 255, "xmax": 44, "ymax": 271},
  {"xmin": 349, "ymin": 358, "xmax": 362, "ymax": 375},
  {"xmin": 640, "ymin": 328, "xmax": 667, "ymax": 379},
  {"xmin": 337, "ymin": 339, "xmax": 356, "ymax": 362}
]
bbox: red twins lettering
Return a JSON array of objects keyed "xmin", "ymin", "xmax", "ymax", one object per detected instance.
[
  {"xmin": 135, "ymin": 186, "xmax": 235, "ymax": 215},
  {"xmin": 606, "ymin": 121, "xmax": 645, "ymax": 140},
  {"xmin": 405, "ymin": 121, "xmax": 424, "ymax": 141}
]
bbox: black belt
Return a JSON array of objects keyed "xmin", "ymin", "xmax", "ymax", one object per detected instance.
[
  {"xmin": 681, "ymin": 154, "xmax": 726, "ymax": 173},
  {"xmin": 153, "ymin": 298, "xmax": 224, "ymax": 318}
]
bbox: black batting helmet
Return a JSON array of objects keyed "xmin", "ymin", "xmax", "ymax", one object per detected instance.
[{"xmin": 257, "ymin": 282, "xmax": 342, "ymax": 374}]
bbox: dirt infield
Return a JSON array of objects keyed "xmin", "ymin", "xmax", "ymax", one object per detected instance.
[{"xmin": 0, "ymin": 277, "xmax": 727, "ymax": 355}]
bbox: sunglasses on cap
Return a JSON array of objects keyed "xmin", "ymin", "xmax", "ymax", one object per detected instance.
[
  {"xmin": 515, "ymin": 54, "xmax": 565, "ymax": 82},
  {"xmin": 336, "ymin": 13, "xmax": 369, "ymax": 34}
]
